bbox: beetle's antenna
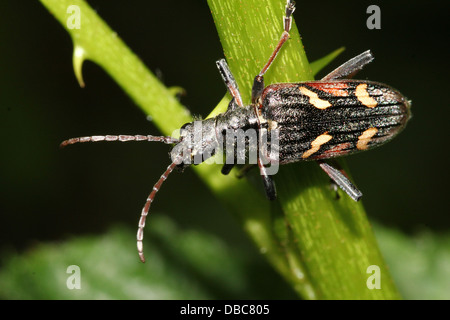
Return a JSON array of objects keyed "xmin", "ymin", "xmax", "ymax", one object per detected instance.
[
  {"xmin": 137, "ymin": 160, "xmax": 179, "ymax": 263},
  {"xmin": 60, "ymin": 134, "xmax": 178, "ymax": 148}
]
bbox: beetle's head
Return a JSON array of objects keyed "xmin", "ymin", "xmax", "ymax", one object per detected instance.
[{"xmin": 170, "ymin": 118, "xmax": 220, "ymax": 168}]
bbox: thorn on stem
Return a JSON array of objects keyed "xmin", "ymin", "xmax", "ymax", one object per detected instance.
[{"xmin": 73, "ymin": 45, "xmax": 86, "ymax": 88}]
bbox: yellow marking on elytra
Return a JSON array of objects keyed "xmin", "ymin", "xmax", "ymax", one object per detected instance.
[
  {"xmin": 355, "ymin": 83, "xmax": 378, "ymax": 108},
  {"xmin": 357, "ymin": 127, "xmax": 378, "ymax": 150},
  {"xmin": 302, "ymin": 132, "xmax": 333, "ymax": 159},
  {"xmin": 299, "ymin": 87, "xmax": 332, "ymax": 109},
  {"xmin": 268, "ymin": 119, "xmax": 278, "ymax": 130}
]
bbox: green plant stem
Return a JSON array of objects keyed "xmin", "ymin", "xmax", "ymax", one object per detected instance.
[
  {"xmin": 40, "ymin": 0, "xmax": 292, "ymax": 294},
  {"xmin": 208, "ymin": 0, "xmax": 400, "ymax": 300},
  {"xmin": 41, "ymin": 0, "xmax": 400, "ymax": 299}
]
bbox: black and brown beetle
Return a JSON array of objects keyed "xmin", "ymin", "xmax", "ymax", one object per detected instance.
[{"xmin": 61, "ymin": 0, "xmax": 411, "ymax": 262}]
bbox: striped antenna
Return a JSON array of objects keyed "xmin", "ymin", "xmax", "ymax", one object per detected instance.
[
  {"xmin": 137, "ymin": 160, "xmax": 179, "ymax": 263},
  {"xmin": 61, "ymin": 134, "xmax": 181, "ymax": 262},
  {"xmin": 60, "ymin": 134, "xmax": 178, "ymax": 148}
]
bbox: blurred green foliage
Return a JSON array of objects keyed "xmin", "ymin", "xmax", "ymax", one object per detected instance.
[
  {"xmin": 374, "ymin": 224, "xmax": 450, "ymax": 300},
  {"xmin": 0, "ymin": 218, "xmax": 448, "ymax": 299},
  {"xmin": 0, "ymin": 216, "xmax": 296, "ymax": 300}
]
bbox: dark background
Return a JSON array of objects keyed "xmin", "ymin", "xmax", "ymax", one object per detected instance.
[{"xmin": 1, "ymin": 0, "xmax": 449, "ymax": 261}]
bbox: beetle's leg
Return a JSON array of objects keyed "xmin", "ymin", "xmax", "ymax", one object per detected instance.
[
  {"xmin": 216, "ymin": 59, "xmax": 244, "ymax": 108},
  {"xmin": 323, "ymin": 160, "xmax": 344, "ymax": 200},
  {"xmin": 234, "ymin": 164, "xmax": 257, "ymax": 178},
  {"xmin": 321, "ymin": 50, "xmax": 374, "ymax": 81},
  {"xmin": 221, "ymin": 163, "xmax": 235, "ymax": 175},
  {"xmin": 258, "ymin": 157, "xmax": 277, "ymax": 200},
  {"xmin": 317, "ymin": 160, "xmax": 362, "ymax": 202},
  {"xmin": 251, "ymin": 0, "xmax": 296, "ymax": 104},
  {"xmin": 329, "ymin": 177, "xmax": 341, "ymax": 200},
  {"xmin": 229, "ymin": 161, "xmax": 275, "ymax": 199}
]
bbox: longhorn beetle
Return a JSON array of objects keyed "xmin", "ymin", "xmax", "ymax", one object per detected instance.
[{"xmin": 61, "ymin": 0, "xmax": 411, "ymax": 262}]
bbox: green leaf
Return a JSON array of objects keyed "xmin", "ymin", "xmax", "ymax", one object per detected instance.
[
  {"xmin": 374, "ymin": 223, "xmax": 450, "ymax": 300},
  {"xmin": 0, "ymin": 216, "xmax": 296, "ymax": 299},
  {"xmin": 310, "ymin": 47, "xmax": 345, "ymax": 77}
]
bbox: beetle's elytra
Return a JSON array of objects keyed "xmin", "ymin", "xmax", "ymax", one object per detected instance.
[
  {"xmin": 61, "ymin": 0, "xmax": 411, "ymax": 262},
  {"xmin": 260, "ymin": 80, "xmax": 410, "ymax": 164}
]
